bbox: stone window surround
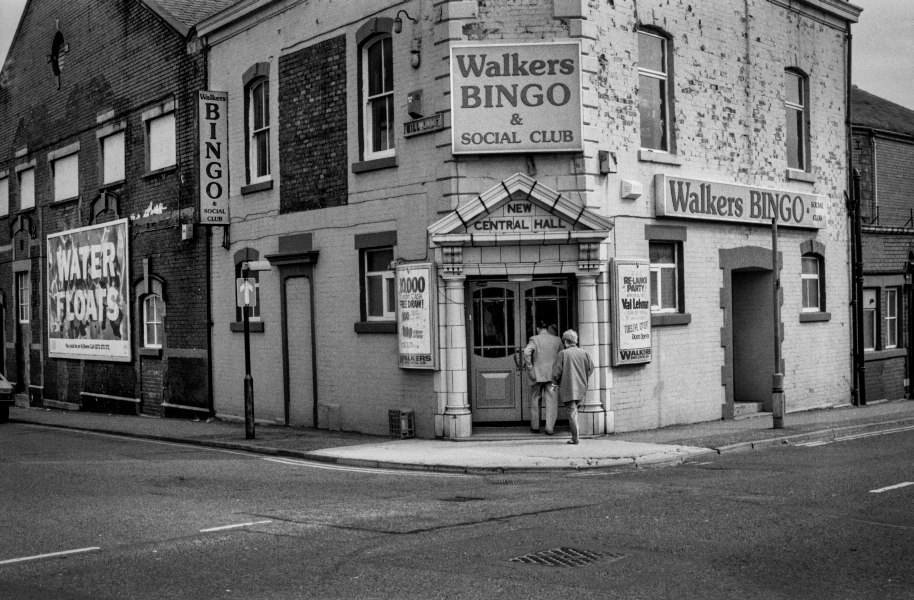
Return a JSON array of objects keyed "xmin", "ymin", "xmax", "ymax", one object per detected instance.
[
  {"xmin": 141, "ymin": 97, "xmax": 177, "ymax": 176},
  {"xmin": 354, "ymin": 230, "xmax": 397, "ymax": 333},
  {"xmin": 645, "ymin": 224, "xmax": 691, "ymax": 326},
  {"xmin": 635, "ymin": 24, "xmax": 678, "ymax": 158},
  {"xmin": 47, "ymin": 141, "xmax": 81, "ymax": 203},
  {"xmin": 96, "ymin": 120, "xmax": 127, "ymax": 188},
  {"xmin": 135, "ymin": 275, "xmax": 166, "ymax": 357},
  {"xmin": 799, "ymin": 239, "xmax": 830, "ymax": 322}
]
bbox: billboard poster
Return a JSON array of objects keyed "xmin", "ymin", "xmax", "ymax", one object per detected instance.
[
  {"xmin": 199, "ymin": 90, "xmax": 230, "ymax": 225},
  {"xmin": 655, "ymin": 174, "xmax": 827, "ymax": 229},
  {"xmin": 396, "ymin": 263, "xmax": 438, "ymax": 370},
  {"xmin": 47, "ymin": 219, "xmax": 131, "ymax": 362},
  {"xmin": 611, "ymin": 259, "xmax": 652, "ymax": 366},
  {"xmin": 450, "ymin": 42, "xmax": 583, "ymax": 154}
]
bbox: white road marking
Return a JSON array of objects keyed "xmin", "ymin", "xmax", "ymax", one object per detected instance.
[
  {"xmin": 0, "ymin": 547, "xmax": 101, "ymax": 566},
  {"xmin": 797, "ymin": 425, "xmax": 914, "ymax": 448},
  {"xmin": 870, "ymin": 482, "xmax": 914, "ymax": 494},
  {"xmin": 262, "ymin": 457, "xmax": 469, "ymax": 478},
  {"xmin": 693, "ymin": 461, "xmax": 714, "ymax": 466},
  {"xmin": 200, "ymin": 520, "xmax": 272, "ymax": 533}
]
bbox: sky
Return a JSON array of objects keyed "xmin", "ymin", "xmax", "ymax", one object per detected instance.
[{"xmin": 0, "ymin": 0, "xmax": 911, "ymax": 109}]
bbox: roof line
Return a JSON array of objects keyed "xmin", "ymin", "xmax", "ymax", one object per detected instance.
[{"xmin": 141, "ymin": 0, "xmax": 191, "ymax": 37}]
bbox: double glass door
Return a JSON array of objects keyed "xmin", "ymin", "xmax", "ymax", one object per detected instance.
[{"xmin": 468, "ymin": 280, "xmax": 571, "ymax": 422}]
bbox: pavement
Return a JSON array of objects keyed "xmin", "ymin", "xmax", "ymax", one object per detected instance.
[{"xmin": 7, "ymin": 399, "xmax": 914, "ymax": 473}]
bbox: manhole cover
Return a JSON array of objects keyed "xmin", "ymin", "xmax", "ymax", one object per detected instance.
[
  {"xmin": 509, "ymin": 547, "xmax": 625, "ymax": 568},
  {"xmin": 441, "ymin": 496, "xmax": 485, "ymax": 502}
]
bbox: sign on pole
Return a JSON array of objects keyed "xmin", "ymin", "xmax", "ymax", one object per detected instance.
[
  {"xmin": 611, "ymin": 259, "xmax": 652, "ymax": 366},
  {"xmin": 199, "ymin": 91, "xmax": 230, "ymax": 225},
  {"xmin": 236, "ymin": 278, "xmax": 257, "ymax": 308},
  {"xmin": 450, "ymin": 42, "xmax": 583, "ymax": 154},
  {"xmin": 47, "ymin": 219, "xmax": 131, "ymax": 362},
  {"xmin": 396, "ymin": 263, "xmax": 437, "ymax": 369}
]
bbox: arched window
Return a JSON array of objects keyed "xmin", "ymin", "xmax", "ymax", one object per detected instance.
[
  {"xmin": 243, "ymin": 62, "xmax": 271, "ymax": 185},
  {"xmin": 785, "ymin": 69, "xmax": 810, "ymax": 171},
  {"xmin": 637, "ymin": 28, "xmax": 674, "ymax": 152},
  {"xmin": 143, "ymin": 294, "xmax": 165, "ymax": 348},
  {"xmin": 358, "ymin": 19, "xmax": 395, "ymax": 162}
]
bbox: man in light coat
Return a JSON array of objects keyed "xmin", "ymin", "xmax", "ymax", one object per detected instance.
[
  {"xmin": 551, "ymin": 329, "xmax": 594, "ymax": 444},
  {"xmin": 523, "ymin": 322, "xmax": 564, "ymax": 434}
]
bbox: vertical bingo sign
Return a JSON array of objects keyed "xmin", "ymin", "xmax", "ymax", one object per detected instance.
[
  {"xmin": 611, "ymin": 259, "xmax": 653, "ymax": 366},
  {"xmin": 396, "ymin": 263, "xmax": 437, "ymax": 369}
]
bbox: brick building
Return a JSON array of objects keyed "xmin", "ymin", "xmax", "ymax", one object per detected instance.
[
  {"xmin": 851, "ymin": 87, "xmax": 914, "ymax": 402},
  {"xmin": 198, "ymin": 0, "xmax": 860, "ymax": 438},
  {"xmin": 0, "ymin": 0, "xmax": 233, "ymax": 417}
]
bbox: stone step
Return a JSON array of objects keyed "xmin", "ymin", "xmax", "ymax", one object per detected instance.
[{"xmin": 733, "ymin": 402, "xmax": 765, "ymax": 417}]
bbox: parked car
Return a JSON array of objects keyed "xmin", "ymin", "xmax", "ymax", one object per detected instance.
[{"xmin": 0, "ymin": 373, "xmax": 14, "ymax": 423}]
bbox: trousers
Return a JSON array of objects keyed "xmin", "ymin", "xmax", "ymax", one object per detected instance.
[
  {"xmin": 565, "ymin": 400, "xmax": 580, "ymax": 442},
  {"xmin": 529, "ymin": 382, "xmax": 558, "ymax": 433}
]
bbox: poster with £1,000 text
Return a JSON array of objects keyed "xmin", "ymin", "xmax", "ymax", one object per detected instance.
[
  {"xmin": 47, "ymin": 219, "xmax": 131, "ymax": 362},
  {"xmin": 396, "ymin": 263, "xmax": 437, "ymax": 370}
]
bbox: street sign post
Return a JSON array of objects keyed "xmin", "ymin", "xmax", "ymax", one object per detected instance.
[{"xmin": 238, "ymin": 260, "xmax": 271, "ymax": 439}]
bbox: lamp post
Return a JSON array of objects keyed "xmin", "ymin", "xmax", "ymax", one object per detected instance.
[{"xmin": 239, "ymin": 260, "xmax": 272, "ymax": 439}]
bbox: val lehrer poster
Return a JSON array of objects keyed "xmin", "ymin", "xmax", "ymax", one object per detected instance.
[{"xmin": 47, "ymin": 219, "xmax": 131, "ymax": 362}]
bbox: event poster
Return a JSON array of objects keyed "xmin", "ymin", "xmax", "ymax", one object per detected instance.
[
  {"xmin": 396, "ymin": 263, "xmax": 437, "ymax": 370},
  {"xmin": 47, "ymin": 219, "xmax": 131, "ymax": 362},
  {"xmin": 611, "ymin": 259, "xmax": 652, "ymax": 366}
]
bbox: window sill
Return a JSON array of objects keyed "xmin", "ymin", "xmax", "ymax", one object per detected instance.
[
  {"xmin": 786, "ymin": 168, "xmax": 816, "ymax": 184},
  {"xmin": 230, "ymin": 321, "xmax": 265, "ymax": 333},
  {"xmin": 651, "ymin": 312, "xmax": 691, "ymax": 327},
  {"xmin": 139, "ymin": 347, "xmax": 162, "ymax": 358},
  {"xmin": 241, "ymin": 180, "xmax": 273, "ymax": 195},
  {"xmin": 352, "ymin": 156, "xmax": 398, "ymax": 174},
  {"xmin": 638, "ymin": 150, "xmax": 682, "ymax": 166},
  {"xmin": 864, "ymin": 348, "xmax": 907, "ymax": 362},
  {"xmin": 799, "ymin": 311, "xmax": 831, "ymax": 322},
  {"xmin": 354, "ymin": 321, "xmax": 397, "ymax": 334},
  {"xmin": 143, "ymin": 164, "xmax": 177, "ymax": 179},
  {"xmin": 52, "ymin": 195, "xmax": 80, "ymax": 205},
  {"xmin": 17, "ymin": 207, "xmax": 36, "ymax": 214},
  {"xmin": 100, "ymin": 179, "xmax": 125, "ymax": 190}
]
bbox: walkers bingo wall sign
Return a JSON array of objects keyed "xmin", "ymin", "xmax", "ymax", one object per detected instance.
[
  {"xmin": 450, "ymin": 41, "xmax": 583, "ymax": 154},
  {"xmin": 396, "ymin": 263, "xmax": 438, "ymax": 370},
  {"xmin": 611, "ymin": 259, "xmax": 652, "ymax": 366},
  {"xmin": 47, "ymin": 219, "xmax": 131, "ymax": 362}
]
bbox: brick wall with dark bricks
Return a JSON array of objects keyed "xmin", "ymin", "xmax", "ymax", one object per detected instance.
[
  {"xmin": 278, "ymin": 35, "xmax": 348, "ymax": 214},
  {"xmin": 0, "ymin": 0, "xmax": 210, "ymax": 411}
]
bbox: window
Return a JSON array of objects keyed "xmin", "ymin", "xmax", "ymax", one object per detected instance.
[
  {"xmin": 364, "ymin": 247, "xmax": 395, "ymax": 321},
  {"xmin": 143, "ymin": 295, "xmax": 165, "ymax": 348},
  {"xmin": 801, "ymin": 255, "xmax": 822, "ymax": 311},
  {"xmin": 785, "ymin": 70, "xmax": 808, "ymax": 171},
  {"xmin": 52, "ymin": 153, "xmax": 79, "ymax": 201},
  {"xmin": 862, "ymin": 288, "xmax": 877, "ymax": 351},
  {"xmin": 649, "ymin": 242, "xmax": 678, "ymax": 312},
  {"xmin": 885, "ymin": 287, "xmax": 900, "ymax": 349},
  {"xmin": 18, "ymin": 168, "xmax": 34, "ymax": 210},
  {"xmin": 16, "ymin": 272, "xmax": 29, "ymax": 323},
  {"xmin": 147, "ymin": 112, "xmax": 176, "ymax": 171},
  {"xmin": 234, "ymin": 262, "xmax": 261, "ymax": 322},
  {"xmin": 362, "ymin": 35, "xmax": 395, "ymax": 160},
  {"xmin": 638, "ymin": 30, "xmax": 671, "ymax": 152},
  {"xmin": 101, "ymin": 131, "xmax": 125, "ymax": 184},
  {"xmin": 248, "ymin": 79, "xmax": 270, "ymax": 182},
  {"xmin": 0, "ymin": 176, "xmax": 8, "ymax": 216}
]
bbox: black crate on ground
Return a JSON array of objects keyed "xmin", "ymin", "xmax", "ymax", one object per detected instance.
[{"xmin": 388, "ymin": 409, "xmax": 415, "ymax": 439}]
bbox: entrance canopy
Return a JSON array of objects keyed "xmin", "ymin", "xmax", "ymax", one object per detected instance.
[{"xmin": 429, "ymin": 173, "xmax": 612, "ymax": 247}]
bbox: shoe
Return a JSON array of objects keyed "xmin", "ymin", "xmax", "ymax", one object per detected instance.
[
  {"xmin": 567, "ymin": 439, "xmax": 579, "ymax": 445},
  {"xmin": 530, "ymin": 428, "xmax": 540, "ymax": 433},
  {"xmin": 545, "ymin": 431, "xmax": 554, "ymax": 435}
]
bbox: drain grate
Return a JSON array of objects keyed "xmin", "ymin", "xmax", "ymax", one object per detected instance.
[
  {"xmin": 509, "ymin": 547, "xmax": 625, "ymax": 568},
  {"xmin": 441, "ymin": 496, "xmax": 485, "ymax": 502},
  {"xmin": 491, "ymin": 480, "xmax": 521, "ymax": 485}
]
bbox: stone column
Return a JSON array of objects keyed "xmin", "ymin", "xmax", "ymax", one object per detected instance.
[
  {"xmin": 576, "ymin": 273, "xmax": 605, "ymax": 435},
  {"xmin": 442, "ymin": 274, "xmax": 472, "ymax": 438}
]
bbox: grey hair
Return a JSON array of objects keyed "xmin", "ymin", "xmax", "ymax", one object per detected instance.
[{"xmin": 562, "ymin": 329, "xmax": 578, "ymax": 344}]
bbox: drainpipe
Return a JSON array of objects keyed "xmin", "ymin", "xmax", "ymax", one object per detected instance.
[
  {"xmin": 845, "ymin": 20, "xmax": 861, "ymax": 406},
  {"xmin": 853, "ymin": 168, "xmax": 866, "ymax": 406},
  {"xmin": 202, "ymin": 34, "xmax": 215, "ymax": 417}
]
